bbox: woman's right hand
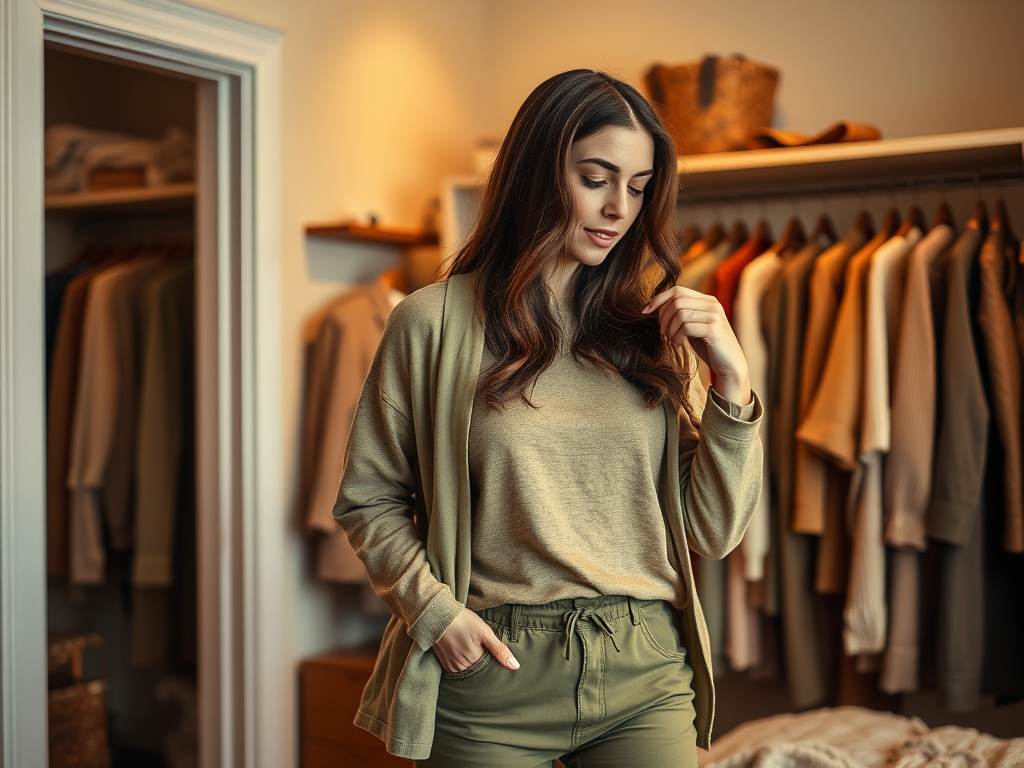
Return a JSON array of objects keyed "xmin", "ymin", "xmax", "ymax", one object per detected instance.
[{"xmin": 433, "ymin": 608, "xmax": 520, "ymax": 673}]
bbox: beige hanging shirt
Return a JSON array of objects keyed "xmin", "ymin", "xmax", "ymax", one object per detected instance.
[
  {"xmin": 305, "ymin": 284, "xmax": 393, "ymax": 582},
  {"xmin": 732, "ymin": 249, "xmax": 783, "ymax": 583},
  {"xmin": 67, "ymin": 257, "xmax": 160, "ymax": 583},
  {"xmin": 880, "ymin": 223, "xmax": 954, "ymax": 694}
]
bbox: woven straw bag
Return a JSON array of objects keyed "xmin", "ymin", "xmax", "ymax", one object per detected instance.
[
  {"xmin": 48, "ymin": 633, "xmax": 111, "ymax": 768},
  {"xmin": 647, "ymin": 55, "xmax": 779, "ymax": 155}
]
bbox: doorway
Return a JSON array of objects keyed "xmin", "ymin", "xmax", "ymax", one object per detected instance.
[{"xmin": 0, "ymin": 1, "xmax": 284, "ymax": 766}]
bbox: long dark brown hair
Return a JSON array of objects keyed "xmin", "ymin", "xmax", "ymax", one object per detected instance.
[{"xmin": 449, "ymin": 69, "xmax": 693, "ymax": 414}]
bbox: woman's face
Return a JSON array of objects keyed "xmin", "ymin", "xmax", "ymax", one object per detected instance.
[{"xmin": 563, "ymin": 125, "xmax": 655, "ymax": 271}]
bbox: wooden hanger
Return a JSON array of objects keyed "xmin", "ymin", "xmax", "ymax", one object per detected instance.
[
  {"xmin": 678, "ymin": 224, "xmax": 701, "ymax": 254},
  {"xmin": 896, "ymin": 205, "xmax": 924, "ymax": 237},
  {"xmin": 967, "ymin": 199, "xmax": 988, "ymax": 230},
  {"xmin": 748, "ymin": 219, "xmax": 772, "ymax": 247},
  {"xmin": 702, "ymin": 221, "xmax": 726, "ymax": 251},
  {"xmin": 878, "ymin": 209, "xmax": 900, "ymax": 239},
  {"xmin": 991, "ymin": 199, "xmax": 1015, "ymax": 241},
  {"xmin": 809, "ymin": 213, "xmax": 838, "ymax": 244},
  {"xmin": 771, "ymin": 216, "xmax": 806, "ymax": 256},
  {"xmin": 726, "ymin": 219, "xmax": 748, "ymax": 250},
  {"xmin": 933, "ymin": 201, "xmax": 954, "ymax": 229},
  {"xmin": 851, "ymin": 210, "xmax": 874, "ymax": 239},
  {"xmin": 63, "ymin": 242, "xmax": 103, "ymax": 272}
]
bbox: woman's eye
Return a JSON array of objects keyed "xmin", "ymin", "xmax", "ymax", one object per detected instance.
[
  {"xmin": 628, "ymin": 186, "xmax": 644, "ymax": 198},
  {"xmin": 581, "ymin": 176, "xmax": 605, "ymax": 189}
]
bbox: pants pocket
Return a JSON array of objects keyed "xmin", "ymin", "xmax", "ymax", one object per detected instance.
[
  {"xmin": 638, "ymin": 603, "xmax": 688, "ymax": 662},
  {"xmin": 438, "ymin": 619, "xmax": 504, "ymax": 681},
  {"xmin": 440, "ymin": 650, "xmax": 494, "ymax": 681}
]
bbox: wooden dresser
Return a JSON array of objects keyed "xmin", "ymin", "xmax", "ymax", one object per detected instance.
[{"xmin": 300, "ymin": 645, "xmax": 413, "ymax": 767}]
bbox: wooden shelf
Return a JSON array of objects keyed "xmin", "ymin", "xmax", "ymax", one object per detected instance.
[
  {"xmin": 45, "ymin": 182, "xmax": 196, "ymax": 213},
  {"xmin": 305, "ymin": 222, "xmax": 439, "ymax": 247},
  {"xmin": 677, "ymin": 127, "xmax": 1024, "ymax": 199}
]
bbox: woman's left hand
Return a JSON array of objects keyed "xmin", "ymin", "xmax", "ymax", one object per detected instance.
[{"xmin": 643, "ymin": 286, "xmax": 752, "ymax": 406}]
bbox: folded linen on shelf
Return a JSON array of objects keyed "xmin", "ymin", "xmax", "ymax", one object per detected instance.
[{"xmin": 45, "ymin": 123, "xmax": 195, "ymax": 194}]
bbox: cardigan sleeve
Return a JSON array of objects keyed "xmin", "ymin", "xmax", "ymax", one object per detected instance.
[
  {"xmin": 679, "ymin": 388, "xmax": 764, "ymax": 560},
  {"xmin": 332, "ymin": 299, "xmax": 464, "ymax": 651}
]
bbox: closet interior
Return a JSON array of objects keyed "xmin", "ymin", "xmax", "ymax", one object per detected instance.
[{"xmin": 45, "ymin": 45, "xmax": 199, "ymax": 768}]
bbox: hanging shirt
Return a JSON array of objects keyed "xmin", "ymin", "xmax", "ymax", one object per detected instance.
[
  {"xmin": 47, "ymin": 267, "xmax": 101, "ymax": 579},
  {"xmin": 976, "ymin": 227, "xmax": 1023, "ymax": 553},
  {"xmin": 133, "ymin": 261, "xmax": 195, "ymax": 586},
  {"xmin": 67, "ymin": 256, "xmax": 161, "ymax": 583},
  {"xmin": 760, "ymin": 233, "xmax": 835, "ymax": 709},
  {"xmin": 791, "ymin": 225, "xmax": 870, "ymax": 536},
  {"xmin": 843, "ymin": 227, "xmax": 922, "ymax": 657},
  {"xmin": 931, "ymin": 224, "xmax": 987, "ymax": 712},
  {"xmin": 303, "ymin": 283, "xmax": 393, "ymax": 583},
  {"xmin": 732, "ymin": 249, "xmax": 783, "ymax": 584},
  {"xmin": 881, "ymin": 223, "xmax": 955, "ymax": 694}
]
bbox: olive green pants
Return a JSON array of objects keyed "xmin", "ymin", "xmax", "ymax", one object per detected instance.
[{"xmin": 419, "ymin": 595, "xmax": 698, "ymax": 768}]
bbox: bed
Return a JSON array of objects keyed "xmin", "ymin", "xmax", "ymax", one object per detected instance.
[{"xmin": 697, "ymin": 706, "xmax": 1024, "ymax": 767}]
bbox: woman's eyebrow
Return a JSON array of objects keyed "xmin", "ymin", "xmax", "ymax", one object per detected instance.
[{"xmin": 578, "ymin": 157, "xmax": 654, "ymax": 178}]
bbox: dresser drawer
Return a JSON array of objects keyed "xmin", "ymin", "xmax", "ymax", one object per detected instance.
[{"xmin": 300, "ymin": 645, "xmax": 413, "ymax": 767}]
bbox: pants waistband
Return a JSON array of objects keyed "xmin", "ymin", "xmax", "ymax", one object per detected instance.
[{"xmin": 477, "ymin": 595, "xmax": 670, "ymax": 642}]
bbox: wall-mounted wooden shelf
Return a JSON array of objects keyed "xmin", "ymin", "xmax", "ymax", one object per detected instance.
[
  {"xmin": 45, "ymin": 182, "xmax": 196, "ymax": 213},
  {"xmin": 305, "ymin": 222, "xmax": 439, "ymax": 247},
  {"xmin": 678, "ymin": 127, "xmax": 1024, "ymax": 200}
]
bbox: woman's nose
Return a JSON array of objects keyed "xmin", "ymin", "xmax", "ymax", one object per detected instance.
[{"xmin": 603, "ymin": 188, "xmax": 627, "ymax": 219}]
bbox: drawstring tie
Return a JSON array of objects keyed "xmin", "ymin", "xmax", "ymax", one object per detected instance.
[{"xmin": 562, "ymin": 605, "xmax": 621, "ymax": 662}]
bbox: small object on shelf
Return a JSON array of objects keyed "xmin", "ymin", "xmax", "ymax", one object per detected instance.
[
  {"xmin": 305, "ymin": 221, "xmax": 439, "ymax": 247},
  {"xmin": 748, "ymin": 121, "xmax": 882, "ymax": 150},
  {"xmin": 87, "ymin": 168, "xmax": 148, "ymax": 191}
]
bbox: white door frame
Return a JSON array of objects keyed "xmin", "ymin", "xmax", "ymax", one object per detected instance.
[{"xmin": 0, "ymin": 1, "xmax": 283, "ymax": 766}]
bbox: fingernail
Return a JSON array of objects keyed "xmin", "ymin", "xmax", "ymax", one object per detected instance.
[
  {"xmin": 507, "ymin": 656, "xmax": 520, "ymax": 670},
  {"xmin": 642, "ymin": 304, "xmax": 651, "ymax": 313}
]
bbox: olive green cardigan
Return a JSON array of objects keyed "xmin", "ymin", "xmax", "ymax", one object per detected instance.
[{"xmin": 333, "ymin": 273, "xmax": 763, "ymax": 759}]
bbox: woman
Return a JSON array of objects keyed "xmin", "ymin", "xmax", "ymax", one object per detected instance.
[{"xmin": 333, "ymin": 69, "xmax": 762, "ymax": 767}]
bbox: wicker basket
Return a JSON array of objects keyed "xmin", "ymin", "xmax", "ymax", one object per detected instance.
[
  {"xmin": 647, "ymin": 55, "xmax": 779, "ymax": 155},
  {"xmin": 48, "ymin": 633, "xmax": 111, "ymax": 768}
]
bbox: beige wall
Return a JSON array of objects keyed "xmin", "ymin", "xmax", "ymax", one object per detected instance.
[
  {"xmin": 185, "ymin": 0, "xmax": 1023, "ymax": 761},
  {"xmin": 482, "ymin": 0, "xmax": 1024, "ymax": 141}
]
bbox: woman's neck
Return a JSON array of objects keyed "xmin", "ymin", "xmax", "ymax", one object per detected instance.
[{"xmin": 544, "ymin": 254, "xmax": 579, "ymax": 304}]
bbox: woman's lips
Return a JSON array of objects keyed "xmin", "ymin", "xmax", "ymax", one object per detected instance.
[{"xmin": 584, "ymin": 227, "xmax": 617, "ymax": 247}]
